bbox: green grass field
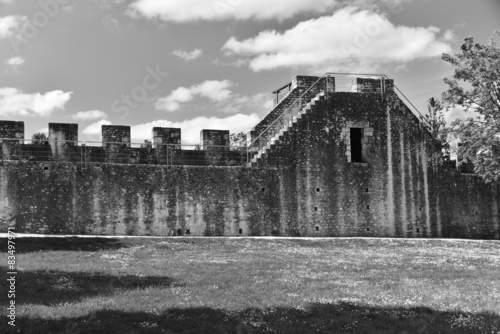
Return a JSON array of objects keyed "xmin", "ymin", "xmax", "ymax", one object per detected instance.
[{"xmin": 1, "ymin": 237, "xmax": 500, "ymax": 333}]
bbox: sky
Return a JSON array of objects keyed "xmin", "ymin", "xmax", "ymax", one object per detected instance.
[{"xmin": 0, "ymin": 0, "xmax": 499, "ymax": 145}]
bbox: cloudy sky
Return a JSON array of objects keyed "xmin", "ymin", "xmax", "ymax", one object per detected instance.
[{"xmin": 0, "ymin": 0, "xmax": 498, "ymax": 144}]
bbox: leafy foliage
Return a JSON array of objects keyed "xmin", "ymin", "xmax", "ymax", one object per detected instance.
[
  {"xmin": 425, "ymin": 97, "xmax": 446, "ymax": 140},
  {"xmin": 230, "ymin": 131, "xmax": 247, "ymax": 147},
  {"xmin": 441, "ymin": 30, "xmax": 500, "ymax": 182},
  {"xmin": 424, "ymin": 97, "xmax": 451, "ymax": 162},
  {"xmin": 31, "ymin": 132, "xmax": 48, "ymax": 145}
]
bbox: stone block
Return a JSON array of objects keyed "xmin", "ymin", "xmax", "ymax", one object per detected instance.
[
  {"xmin": 152, "ymin": 127, "xmax": 181, "ymax": 146},
  {"xmin": 102, "ymin": 125, "xmax": 131, "ymax": 146},
  {"xmin": 49, "ymin": 123, "xmax": 78, "ymax": 144},
  {"xmin": 0, "ymin": 120, "xmax": 24, "ymax": 142},
  {"xmin": 200, "ymin": 129, "xmax": 230, "ymax": 149}
]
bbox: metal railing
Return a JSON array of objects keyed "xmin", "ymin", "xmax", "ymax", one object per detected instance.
[
  {"xmin": 248, "ymin": 75, "xmax": 327, "ymax": 155},
  {"xmin": 330, "ymin": 72, "xmax": 431, "ymax": 130},
  {"xmin": 0, "ymin": 74, "xmax": 432, "ymax": 168},
  {"xmin": 247, "ymin": 72, "xmax": 432, "ymax": 161},
  {"xmin": 0, "ymin": 139, "xmax": 248, "ymax": 167}
]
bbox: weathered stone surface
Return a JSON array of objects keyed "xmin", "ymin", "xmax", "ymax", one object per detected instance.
[
  {"xmin": 255, "ymin": 78, "xmax": 499, "ymax": 239},
  {"xmin": 102, "ymin": 125, "xmax": 131, "ymax": 145},
  {"xmin": 0, "ymin": 77, "xmax": 499, "ymax": 239},
  {"xmin": 153, "ymin": 127, "xmax": 181, "ymax": 145},
  {"xmin": 0, "ymin": 164, "xmax": 280, "ymax": 236},
  {"xmin": 0, "ymin": 120, "xmax": 24, "ymax": 141},
  {"xmin": 201, "ymin": 130, "xmax": 230, "ymax": 149}
]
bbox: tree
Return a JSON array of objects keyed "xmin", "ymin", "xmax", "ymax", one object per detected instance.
[
  {"xmin": 424, "ymin": 97, "xmax": 451, "ymax": 161},
  {"xmin": 140, "ymin": 139, "xmax": 152, "ymax": 148},
  {"xmin": 31, "ymin": 132, "xmax": 48, "ymax": 145},
  {"xmin": 230, "ymin": 132, "xmax": 247, "ymax": 147},
  {"xmin": 441, "ymin": 30, "xmax": 500, "ymax": 182},
  {"xmin": 424, "ymin": 97, "xmax": 446, "ymax": 140}
]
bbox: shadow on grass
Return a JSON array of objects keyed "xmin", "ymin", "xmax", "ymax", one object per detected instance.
[
  {"xmin": 2, "ymin": 303, "xmax": 500, "ymax": 334},
  {"xmin": 5, "ymin": 237, "xmax": 138, "ymax": 253},
  {"xmin": 0, "ymin": 269, "xmax": 182, "ymax": 306}
]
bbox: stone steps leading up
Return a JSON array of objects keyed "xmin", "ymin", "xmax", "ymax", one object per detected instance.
[{"xmin": 248, "ymin": 91, "xmax": 325, "ymax": 167}]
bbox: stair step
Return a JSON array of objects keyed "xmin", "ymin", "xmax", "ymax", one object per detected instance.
[{"xmin": 249, "ymin": 90, "xmax": 325, "ymax": 167}]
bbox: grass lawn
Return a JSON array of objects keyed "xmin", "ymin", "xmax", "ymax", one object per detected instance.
[{"xmin": 1, "ymin": 237, "xmax": 500, "ymax": 333}]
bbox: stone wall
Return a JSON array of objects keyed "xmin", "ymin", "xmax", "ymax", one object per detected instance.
[
  {"xmin": 0, "ymin": 121, "xmax": 24, "ymax": 141},
  {"xmin": 249, "ymin": 75, "xmax": 327, "ymax": 150},
  {"xmin": 256, "ymin": 80, "xmax": 500, "ymax": 239},
  {"xmin": 153, "ymin": 127, "xmax": 181, "ymax": 145},
  {"xmin": 102, "ymin": 125, "xmax": 131, "ymax": 146},
  {"xmin": 48, "ymin": 123, "xmax": 78, "ymax": 160},
  {"xmin": 0, "ymin": 76, "xmax": 499, "ymax": 240},
  {"xmin": 201, "ymin": 130, "xmax": 230, "ymax": 149},
  {"xmin": 0, "ymin": 163, "xmax": 280, "ymax": 236}
]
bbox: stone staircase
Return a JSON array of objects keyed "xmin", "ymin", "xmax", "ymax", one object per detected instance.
[
  {"xmin": 249, "ymin": 76, "xmax": 326, "ymax": 147},
  {"xmin": 248, "ymin": 91, "xmax": 326, "ymax": 167}
]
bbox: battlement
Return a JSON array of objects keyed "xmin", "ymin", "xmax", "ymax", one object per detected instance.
[
  {"xmin": 0, "ymin": 120, "xmax": 24, "ymax": 144},
  {"xmin": 0, "ymin": 121, "xmax": 242, "ymax": 166},
  {"xmin": 0, "ymin": 73, "xmax": 498, "ymax": 240},
  {"xmin": 352, "ymin": 77, "xmax": 394, "ymax": 94}
]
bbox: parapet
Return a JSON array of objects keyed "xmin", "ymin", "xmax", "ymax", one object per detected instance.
[
  {"xmin": 291, "ymin": 75, "xmax": 322, "ymax": 90},
  {"xmin": 49, "ymin": 123, "xmax": 78, "ymax": 143},
  {"xmin": 0, "ymin": 120, "xmax": 24, "ymax": 142},
  {"xmin": 153, "ymin": 127, "xmax": 181, "ymax": 145},
  {"xmin": 102, "ymin": 125, "xmax": 131, "ymax": 146},
  {"xmin": 201, "ymin": 129, "xmax": 230, "ymax": 150},
  {"xmin": 352, "ymin": 78, "xmax": 394, "ymax": 94}
]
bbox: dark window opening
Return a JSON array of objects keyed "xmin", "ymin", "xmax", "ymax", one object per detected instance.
[
  {"xmin": 261, "ymin": 188, "xmax": 266, "ymax": 192},
  {"xmin": 367, "ymin": 228, "xmax": 370, "ymax": 232},
  {"xmin": 475, "ymin": 211, "xmax": 478, "ymax": 216},
  {"xmin": 43, "ymin": 166, "xmax": 49, "ymax": 170},
  {"xmin": 185, "ymin": 229, "xmax": 191, "ymax": 235},
  {"xmin": 239, "ymin": 228, "xmax": 243, "ymax": 235},
  {"xmin": 316, "ymin": 188, "xmax": 321, "ymax": 192},
  {"xmin": 367, "ymin": 205, "xmax": 370, "ymax": 210},
  {"xmin": 350, "ymin": 128, "xmax": 364, "ymax": 163},
  {"xmin": 314, "ymin": 207, "xmax": 318, "ymax": 212},
  {"xmin": 365, "ymin": 188, "xmax": 369, "ymax": 193},
  {"xmin": 416, "ymin": 228, "xmax": 420, "ymax": 233},
  {"xmin": 315, "ymin": 226, "xmax": 319, "ymax": 231}
]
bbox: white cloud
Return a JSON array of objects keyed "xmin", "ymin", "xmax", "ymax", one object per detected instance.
[
  {"xmin": 72, "ymin": 110, "xmax": 108, "ymax": 121},
  {"xmin": 444, "ymin": 105, "xmax": 480, "ymax": 125},
  {"xmin": 95, "ymin": 0, "xmax": 126, "ymax": 10},
  {"xmin": 216, "ymin": 92, "xmax": 273, "ymax": 114},
  {"xmin": 222, "ymin": 7, "xmax": 452, "ymax": 73},
  {"xmin": 35, "ymin": 127, "xmax": 48, "ymax": 136},
  {"xmin": 128, "ymin": 0, "xmax": 337, "ymax": 22},
  {"xmin": 0, "ymin": 15, "xmax": 25, "ymax": 38},
  {"xmin": 443, "ymin": 29, "xmax": 456, "ymax": 42},
  {"xmin": 6, "ymin": 56, "xmax": 24, "ymax": 66},
  {"xmin": 5, "ymin": 56, "xmax": 25, "ymax": 72},
  {"xmin": 130, "ymin": 113, "xmax": 260, "ymax": 144},
  {"xmin": 0, "ymin": 88, "xmax": 72, "ymax": 117},
  {"xmin": 102, "ymin": 14, "xmax": 120, "ymax": 28},
  {"xmin": 82, "ymin": 119, "xmax": 112, "ymax": 141},
  {"xmin": 156, "ymin": 80, "xmax": 233, "ymax": 112},
  {"xmin": 172, "ymin": 48, "xmax": 203, "ymax": 61}
]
